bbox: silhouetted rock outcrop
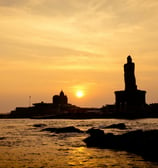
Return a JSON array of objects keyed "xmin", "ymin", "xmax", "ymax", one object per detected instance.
[
  {"xmin": 42, "ymin": 126, "xmax": 83, "ymax": 133},
  {"xmin": 105, "ymin": 123, "xmax": 127, "ymax": 129},
  {"xmin": 86, "ymin": 128, "xmax": 104, "ymax": 136},
  {"xmin": 85, "ymin": 128, "xmax": 107, "ymax": 147},
  {"xmin": 33, "ymin": 124, "xmax": 47, "ymax": 128},
  {"xmin": 0, "ymin": 137, "xmax": 5, "ymax": 140},
  {"xmin": 84, "ymin": 129, "xmax": 158, "ymax": 161}
]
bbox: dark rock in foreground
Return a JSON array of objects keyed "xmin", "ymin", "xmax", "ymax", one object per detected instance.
[
  {"xmin": 42, "ymin": 126, "xmax": 83, "ymax": 133},
  {"xmin": 0, "ymin": 137, "xmax": 5, "ymax": 140},
  {"xmin": 105, "ymin": 123, "xmax": 127, "ymax": 129},
  {"xmin": 86, "ymin": 128, "xmax": 105, "ymax": 136},
  {"xmin": 33, "ymin": 124, "xmax": 47, "ymax": 128},
  {"xmin": 83, "ymin": 129, "xmax": 158, "ymax": 162}
]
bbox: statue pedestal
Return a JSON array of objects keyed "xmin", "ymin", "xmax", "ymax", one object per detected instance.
[{"xmin": 115, "ymin": 90, "xmax": 146, "ymax": 113}]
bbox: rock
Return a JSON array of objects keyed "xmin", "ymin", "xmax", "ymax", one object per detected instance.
[
  {"xmin": 42, "ymin": 127, "xmax": 57, "ymax": 132},
  {"xmin": 55, "ymin": 126, "xmax": 83, "ymax": 133},
  {"xmin": 84, "ymin": 128, "xmax": 112, "ymax": 148},
  {"xmin": 0, "ymin": 137, "xmax": 5, "ymax": 140},
  {"xmin": 83, "ymin": 129, "xmax": 158, "ymax": 161},
  {"xmin": 42, "ymin": 126, "xmax": 83, "ymax": 133},
  {"xmin": 86, "ymin": 128, "xmax": 104, "ymax": 136},
  {"xmin": 33, "ymin": 124, "xmax": 47, "ymax": 128},
  {"xmin": 105, "ymin": 123, "xmax": 127, "ymax": 129}
]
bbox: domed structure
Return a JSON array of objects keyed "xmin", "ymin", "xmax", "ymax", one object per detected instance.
[{"xmin": 53, "ymin": 90, "xmax": 68, "ymax": 105}]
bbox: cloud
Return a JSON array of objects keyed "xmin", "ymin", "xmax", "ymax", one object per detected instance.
[
  {"xmin": 1, "ymin": 0, "xmax": 158, "ymax": 68},
  {"xmin": 0, "ymin": 0, "xmax": 28, "ymax": 7}
]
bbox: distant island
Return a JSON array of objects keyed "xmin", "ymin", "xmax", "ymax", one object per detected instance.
[{"xmin": 1, "ymin": 55, "xmax": 158, "ymax": 119}]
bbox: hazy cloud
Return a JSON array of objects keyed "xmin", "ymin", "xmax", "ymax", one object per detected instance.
[
  {"xmin": 0, "ymin": 0, "xmax": 28, "ymax": 7},
  {"xmin": 1, "ymin": 0, "xmax": 158, "ymax": 63}
]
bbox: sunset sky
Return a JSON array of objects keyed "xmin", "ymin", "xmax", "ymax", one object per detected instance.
[{"xmin": 1, "ymin": 0, "xmax": 158, "ymax": 113}]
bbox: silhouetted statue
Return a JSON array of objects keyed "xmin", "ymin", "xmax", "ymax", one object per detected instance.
[
  {"xmin": 114, "ymin": 55, "xmax": 146, "ymax": 114},
  {"xmin": 124, "ymin": 55, "xmax": 137, "ymax": 91}
]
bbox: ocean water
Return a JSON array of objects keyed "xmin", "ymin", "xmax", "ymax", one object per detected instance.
[{"xmin": 0, "ymin": 118, "xmax": 158, "ymax": 168}]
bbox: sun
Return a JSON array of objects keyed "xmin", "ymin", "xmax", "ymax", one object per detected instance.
[{"xmin": 76, "ymin": 90, "xmax": 84, "ymax": 98}]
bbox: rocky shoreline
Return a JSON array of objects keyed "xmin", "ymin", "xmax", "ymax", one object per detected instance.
[
  {"xmin": 35, "ymin": 123, "xmax": 158, "ymax": 162},
  {"xmin": 84, "ymin": 128, "xmax": 158, "ymax": 162}
]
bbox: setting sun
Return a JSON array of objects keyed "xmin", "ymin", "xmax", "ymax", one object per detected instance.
[{"xmin": 76, "ymin": 90, "xmax": 84, "ymax": 98}]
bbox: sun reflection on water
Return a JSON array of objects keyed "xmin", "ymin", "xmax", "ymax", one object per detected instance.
[
  {"xmin": 0, "ymin": 119, "xmax": 158, "ymax": 168},
  {"xmin": 66, "ymin": 147, "xmax": 156, "ymax": 168}
]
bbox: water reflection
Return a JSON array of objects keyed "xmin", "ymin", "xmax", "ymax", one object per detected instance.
[
  {"xmin": 67, "ymin": 147, "xmax": 156, "ymax": 168},
  {"xmin": 0, "ymin": 119, "xmax": 158, "ymax": 168}
]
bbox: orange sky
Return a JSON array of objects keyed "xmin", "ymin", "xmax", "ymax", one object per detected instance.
[{"xmin": 1, "ymin": 0, "xmax": 158, "ymax": 113}]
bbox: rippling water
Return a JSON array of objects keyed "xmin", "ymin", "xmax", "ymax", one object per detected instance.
[{"xmin": 0, "ymin": 118, "xmax": 158, "ymax": 168}]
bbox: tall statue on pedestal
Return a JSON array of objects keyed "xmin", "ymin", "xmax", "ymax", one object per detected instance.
[
  {"xmin": 114, "ymin": 55, "xmax": 146, "ymax": 114},
  {"xmin": 124, "ymin": 55, "xmax": 137, "ymax": 91}
]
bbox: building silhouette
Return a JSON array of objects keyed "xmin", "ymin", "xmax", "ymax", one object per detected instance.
[
  {"xmin": 6, "ymin": 56, "xmax": 157, "ymax": 119},
  {"xmin": 115, "ymin": 56, "xmax": 146, "ymax": 113},
  {"xmin": 9, "ymin": 90, "xmax": 69, "ymax": 118},
  {"xmin": 53, "ymin": 90, "xmax": 68, "ymax": 105}
]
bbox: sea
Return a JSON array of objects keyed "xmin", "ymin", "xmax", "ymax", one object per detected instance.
[{"xmin": 0, "ymin": 118, "xmax": 158, "ymax": 168}]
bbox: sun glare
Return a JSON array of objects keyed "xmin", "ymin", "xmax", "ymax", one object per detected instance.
[{"xmin": 76, "ymin": 90, "xmax": 84, "ymax": 98}]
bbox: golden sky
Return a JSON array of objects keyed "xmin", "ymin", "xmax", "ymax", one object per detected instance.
[{"xmin": 1, "ymin": 0, "xmax": 158, "ymax": 113}]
